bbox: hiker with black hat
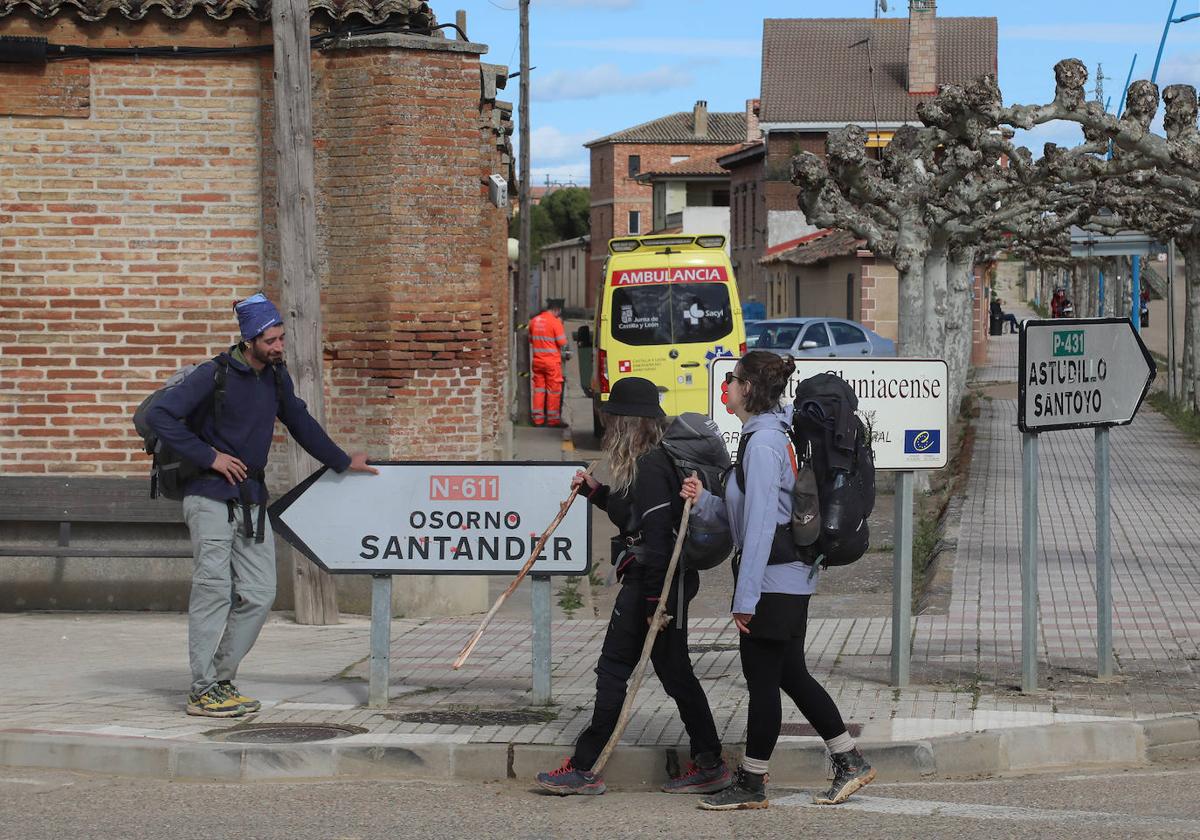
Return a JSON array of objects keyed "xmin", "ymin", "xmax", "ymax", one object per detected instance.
[
  {"xmin": 145, "ymin": 293, "xmax": 378, "ymax": 719},
  {"xmin": 536, "ymin": 377, "xmax": 730, "ymax": 796},
  {"xmin": 680, "ymin": 350, "xmax": 874, "ymax": 810}
]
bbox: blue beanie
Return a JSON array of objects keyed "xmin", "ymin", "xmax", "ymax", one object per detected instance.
[{"xmin": 234, "ymin": 293, "xmax": 283, "ymax": 341}]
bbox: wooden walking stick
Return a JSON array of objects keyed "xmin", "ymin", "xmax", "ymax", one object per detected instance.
[
  {"xmin": 590, "ymin": 481, "xmax": 694, "ymax": 775},
  {"xmin": 452, "ymin": 462, "xmax": 596, "ymax": 669}
]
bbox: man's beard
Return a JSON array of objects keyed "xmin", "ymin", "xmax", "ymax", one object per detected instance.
[{"xmin": 249, "ymin": 343, "xmax": 282, "ymax": 366}]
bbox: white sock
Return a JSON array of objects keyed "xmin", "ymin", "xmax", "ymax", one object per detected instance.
[
  {"xmin": 825, "ymin": 732, "xmax": 856, "ymax": 755},
  {"xmin": 741, "ymin": 755, "xmax": 769, "ymax": 776}
]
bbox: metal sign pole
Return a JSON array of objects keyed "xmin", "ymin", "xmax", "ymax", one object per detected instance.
[
  {"xmin": 531, "ymin": 574, "xmax": 552, "ymax": 704},
  {"xmin": 891, "ymin": 470, "xmax": 914, "ymax": 687},
  {"xmin": 1095, "ymin": 427, "xmax": 1113, "ymax": 677},
  {"xmin": 1021, "ymin": 432, "xmax": 1040, "ymax": 693},
  {"xmin": 368, "ymin": 574, "xmax": 393, "ymax": 708}
]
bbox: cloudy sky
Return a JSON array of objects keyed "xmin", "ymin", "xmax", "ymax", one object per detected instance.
[{"xmin": 461, "ymin": 0, "xmax": 1200, "ymax": 187}]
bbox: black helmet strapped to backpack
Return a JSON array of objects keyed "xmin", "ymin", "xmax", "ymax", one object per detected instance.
[{"xmin": 660, "ymin": 413, "xmax": 735, "ymax": 571}]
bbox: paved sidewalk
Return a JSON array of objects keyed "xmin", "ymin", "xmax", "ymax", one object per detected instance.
[{"xmin": 4, "ymin": 297, "xmax": 1200, "ymax": 783}]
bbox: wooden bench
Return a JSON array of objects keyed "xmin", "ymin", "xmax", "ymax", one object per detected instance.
[{"xmin": 0, "ymin": 476, "xmax": 193, "ymax": 558}]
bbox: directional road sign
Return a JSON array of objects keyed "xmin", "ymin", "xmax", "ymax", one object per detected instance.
[
  {"xmin": 269, "ymin": 461, "xmax": 591, "ymax": 575},
  {"xmin": 708, "ymin": 356, "xmax": 949, "ymax": 470},
  {"xmin": 1018, "ymin": 318, "xmax": 1157, "ymax": 434}
]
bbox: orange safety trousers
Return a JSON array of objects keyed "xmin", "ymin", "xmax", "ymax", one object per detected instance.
[{"xmin": 531, "ymin": 355, "xmax": 564, "ymax": 426}]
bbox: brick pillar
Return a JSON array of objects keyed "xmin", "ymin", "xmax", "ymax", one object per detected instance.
[{"xmin": 907, "ymin": 0, "xmax": 938, "ymax": 95}]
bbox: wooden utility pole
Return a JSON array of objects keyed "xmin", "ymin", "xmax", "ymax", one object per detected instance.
[
  {"xmin": 272, "ymin": 0, "xmax": 338, "ymax": 625},
  {"xmin": 515, "ymin": 0, "xmax": 532, "ymax": 424}
]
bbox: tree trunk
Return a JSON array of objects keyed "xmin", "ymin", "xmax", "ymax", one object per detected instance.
[
  {"xmin": 1182, "ymin": 238, "xmax": 1200, "ymax": 411},
  {"xmin": 944, "ymin": 247, "xmax": 977, "ymax": 414},
  {"xmin": 922, "ymin": 235, "xmax": 950, "ymax": 362},
  {"xmin": 897, "ymin": 261, "xmax": 927, "ymax": 357}
]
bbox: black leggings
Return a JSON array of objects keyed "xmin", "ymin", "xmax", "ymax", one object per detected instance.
[{"xmin": 740, "ymin": 594, "xmax": 847, "ymax": 762}]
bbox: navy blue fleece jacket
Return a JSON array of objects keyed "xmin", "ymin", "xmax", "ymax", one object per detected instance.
[{"xmin": 145, "ymin": 346, "xmax": 351, "ymax": 504}]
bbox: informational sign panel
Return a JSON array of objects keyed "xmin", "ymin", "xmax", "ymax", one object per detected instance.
[
  {"xmin": 270, "ymin": 462, "xmax": 591, "ymax": 575},
  {"xmin": 1018, "ymin": 318, "xmax": 1156, "ymax": 434},
  {"xmin": 708, "ymin": 356, "xmax": 949, "ymax": 470}
]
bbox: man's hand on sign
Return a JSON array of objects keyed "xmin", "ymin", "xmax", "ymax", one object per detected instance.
[
  {"xmin": 211, "ymin": 451, "xmax": 248, "ymax": 485},
  {"xmin": 571, "ymin": 469, "xmax": 599, "ymax": 494},
  {"xmin": 348, "ymin": 452, "xmax": 380, "ymax": 475}
]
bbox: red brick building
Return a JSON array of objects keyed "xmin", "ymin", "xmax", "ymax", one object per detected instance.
[
  {"xmin": 0, "ymin": 1, "xmax": 513, "ymax": 613},
  {"xmin": 720, "ymin": 1, "xmax": 997, "ymax": 332},
  {"xmin": 584, "ymin": 101, "xmax": 745, "ymax": 305}
]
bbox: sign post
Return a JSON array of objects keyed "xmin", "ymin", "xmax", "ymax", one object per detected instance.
[
  {"xmin": 270, "ymin": 462, "xmax": 591, "ymax": 708},
  {"xmin": 709, "ymin": 356, "xmax": 949, "ymax": 687},
  {"xmin": 1018, "ymin": 318, "xmax": 1156, "ymax": 689}
]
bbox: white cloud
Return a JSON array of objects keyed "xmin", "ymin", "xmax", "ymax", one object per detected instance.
[
  {"xmin": 1010, "ymin": 120, "xmax": 1086, "ymax": 158},
  {"xmin": 1001, "ymin": 23, "xmax": 1200, "ymax": 45},
  {"xmin": 529, "ymin": 125, "xmax": 596, "ymax": 162},
  {"xmin": 528, "ymin": 160, "xmax": 590, "ymax": 188},
  {"xmin": 535, "ymin": 0, "xmax": 635, "ymax": 7},
  {"xmin": 1157, "ymin": 52, "xmax": 1200, "ymax": 88},
  {"xmin": 532, "ymin": 63, "xmax": 693, "ymax": 102},
  {"xmin": 556, "ymin": 37, "xmax": 758, "ymax": 58}
]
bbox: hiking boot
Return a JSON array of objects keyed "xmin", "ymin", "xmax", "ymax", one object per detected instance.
[
  {"xmin": 662, "ymin": 758, "xmax": 733, "ymax": 794},
  {"xmin": 535, "ymin": 758, "xmax": 606, "ymax": 796},
  {"xmin": 814, "ymin": 747, "xmax": 875, "ymax": 805},
  {"xmin": 186, "ymin": 687, "xmax": 248, "ymax": 718},
  {"xmin": 697, "ymin": 766, "xmax": 767, "ymax": 810},
  {"xmin": 217, "ymin": 680, "xmax": 261, "ymax": 713}
]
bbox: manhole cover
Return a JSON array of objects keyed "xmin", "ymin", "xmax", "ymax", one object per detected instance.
[
  {"xmin": 206, "ymin": 723, "xmax": 368, "ymax": 744},
  {"xmin": 385, "ymin": 709, "xmax": 556, "ymax": 726}
]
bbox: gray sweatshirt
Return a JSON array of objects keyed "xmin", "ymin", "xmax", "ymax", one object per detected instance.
[{"xmin": 691, "ymin": 406, "xmax": 818, "ymax": 614}]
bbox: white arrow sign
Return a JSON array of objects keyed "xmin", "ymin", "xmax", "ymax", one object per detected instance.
[
  {"xmin": 708, "ymin": 356, "xmax": 949, "ymax": 470},
  {"xmin": 1018, "ymin": 318, "xmax": 1157, "ymax": 433},
  {"xmin": 269, "ymin": 462, "xmax": 591, "ymax": 575}
]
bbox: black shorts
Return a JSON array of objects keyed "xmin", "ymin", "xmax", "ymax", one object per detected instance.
[{"xmin": 744, "ymin": 592, "xmax": 810, "ymax": 640}]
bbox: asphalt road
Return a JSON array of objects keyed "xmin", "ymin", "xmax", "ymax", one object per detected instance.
[{"xmin": 5, "ymin": 759, "xmax": 1200, "ymax": 840}]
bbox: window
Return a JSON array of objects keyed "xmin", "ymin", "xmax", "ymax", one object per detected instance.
[
  {"xmin": 610, "ymin": 283, "xmax": 732, "ymax": 346},
  {"xmin": 670, "ymin": 155, "xmax": 690, "ymax": 164},
  {"xmin": 712, "ymin": 189, "xmax": 730, "ymax": 207},
  {"xmin": 571, "ymin": 255, "xmax": 577, "ymax": 270},
  {"xmin": 750, "ymin": 184, "xmax": 757, "ymax": 240},
  {"xmin": 628, "ymin": 155, "xmax": 641, "ymax": 177},
  {"xmin": 757, "ymin": 324, "xmax": 802, "ymax": 350},
  {"xmin": 829, "ymin": 322, "xmax": 867, "ymax": 347},
  {"xmin": 801, "ymin": 322, "xmax": 831, "ymax": 349},
  {"xmin": 556, "ymin": 257, "xmax": 561, "ymax": 270},
  {"xmin": 628, "ymin": 210, "xmax": 641, "ymax": 234}
]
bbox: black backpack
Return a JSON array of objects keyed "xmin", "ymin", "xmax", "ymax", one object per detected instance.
[
  {"xmin": 133, "ymin": 354, "xmax": 282, "ymax": 500},
  {"xmin": 733, "ymin": 373, "xmax": 875, "ymax": 570},
  {"xmin": 659, "ymin": 412, "xmax": 735, "ymax": 571}
]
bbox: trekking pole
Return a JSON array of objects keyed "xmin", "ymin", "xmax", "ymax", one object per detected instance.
[
  {"xmin": 590, "ymin": 477, "xmax": 694, "ymax": 776},
  {"xmin": 453, "ymin": 462, "xmax": 596, "ymax": 670}
]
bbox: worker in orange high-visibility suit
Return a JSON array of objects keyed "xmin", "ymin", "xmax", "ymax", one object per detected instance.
[{"xmin": 529, "ymin": 299, "xmax": 570, "ymax": 427}]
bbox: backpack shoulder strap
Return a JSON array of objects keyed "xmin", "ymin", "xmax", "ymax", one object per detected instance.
[
  {"xmin": 733, "ymin": 431, "xmax": 754, "ymax": 492},
  {"xmin": 212, "ymin": 354, "xmax": 229, "ymax": 426},
  {"xmin": 271, "ymin": 363, "xmax": 285, "ymax": 410}
]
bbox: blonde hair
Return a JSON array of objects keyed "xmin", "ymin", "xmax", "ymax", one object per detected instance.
[{"xmin": 603, "ymin": 414, "xmax": 668, "ymax": 494}]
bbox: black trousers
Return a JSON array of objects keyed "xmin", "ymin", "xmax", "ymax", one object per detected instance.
[
  {"xmin": 571, "ymin": 566, "xmax": 722, "ymax": 770},
  {"xmin": 739, "ymin": 593, "xmax": 847, "ymax": 762}
]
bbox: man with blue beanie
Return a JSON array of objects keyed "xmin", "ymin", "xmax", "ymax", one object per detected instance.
[{"xmin": 147, "ymin": 292, "xmax": 378, "ymax": 718}]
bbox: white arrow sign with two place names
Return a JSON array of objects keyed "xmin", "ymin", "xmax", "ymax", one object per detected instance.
[
  {"xmin": 1018, "ymin": 318, "xmax": 1157, "ymax": 434},
  {"xmin": 269, "ymin": 462, "xmax": 591, "ymax": 575}
]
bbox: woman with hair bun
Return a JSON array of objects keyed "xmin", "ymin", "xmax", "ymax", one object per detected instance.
[{"xmin": 681, "ymin": 350, "xmax": 874, "ymax": 811}]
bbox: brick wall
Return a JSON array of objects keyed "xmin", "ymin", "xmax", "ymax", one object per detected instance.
[
  {"xmin": 860, "ymin": 258, "xmax": 899, "ymax": 341},
  {"xmin": 1, "ymin": 18, "xmax": 511, "ymax": 481}
]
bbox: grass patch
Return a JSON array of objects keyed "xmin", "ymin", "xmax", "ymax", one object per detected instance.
[
  {"xmin": 1147, "ymin": 392, "xmax": 1200, "ymax": 443},
  {"xmin": 556, "ymin": 577, "xmax": 584, "ymax": 617}
]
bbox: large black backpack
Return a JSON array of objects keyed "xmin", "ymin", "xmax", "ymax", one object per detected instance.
[
  {"xmin": 133, "ymin": 355, "xmax": 282, "ymax": 500},
  {"xmin": 659, "ymin": 412, "xmax": 735, "ymax": 571},
  {"xmin": 790, "ymin": 373, "xmax": 876, "ymax": 568}
]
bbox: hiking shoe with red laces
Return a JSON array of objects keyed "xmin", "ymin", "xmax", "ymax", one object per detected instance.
[
  {"xmin": 662, "ymin": 759, "xmax": 733, "ymax": 794},
  {"xmin": 535, "ymin": 758, "xmax": 607, "ymax": 795}
]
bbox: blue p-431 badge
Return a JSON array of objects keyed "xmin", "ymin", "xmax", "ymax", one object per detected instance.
[{"xmin": 904, "ymin": 429, "xmax": 941, "ymax": 454}]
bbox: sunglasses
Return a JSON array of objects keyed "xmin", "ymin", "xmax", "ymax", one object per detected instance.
[{"xmin": 724, "ymin": 372, "xmax": 747, "ymax": 385}]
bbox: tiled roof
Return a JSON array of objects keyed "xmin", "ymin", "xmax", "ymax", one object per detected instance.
[
  {"xmin": 760, "ymin": 16, "xmax": 997, "ymax": 124},
  {"xmin": 0, "ymin": 0, "xmax": 434, "ymax": 23},
  {"xmin": 637, "ymin": 146, "xmax": 742, "ymax": 180},
  {"xmin": 760, "ymin": 229, "xmax": 864, "ymax": 265},
  {"xmin": 585, "ymin": 111, "xmax": 746, "ymax": 147}
]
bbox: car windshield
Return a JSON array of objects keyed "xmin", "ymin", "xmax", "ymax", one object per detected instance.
[
  {"xmin": 755, "ymin": 323, "xmax": 804, "ymax": 350},
  {"xmin": 744, "ymin": 322, "xmax": 768, "ymax": 348},
  {"xmin": 610, "ymin": 283, "xmax": 732, "ymax": 346}
]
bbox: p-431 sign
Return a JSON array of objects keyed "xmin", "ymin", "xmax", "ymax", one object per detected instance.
[{"xmin": 1018, "ymin": 318, "xmax": 1156, "ymax": 433}]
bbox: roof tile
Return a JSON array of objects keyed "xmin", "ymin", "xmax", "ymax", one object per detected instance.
[{"xmin": 585, "ymin": 111, "xmax": 745, "ymax": 147}]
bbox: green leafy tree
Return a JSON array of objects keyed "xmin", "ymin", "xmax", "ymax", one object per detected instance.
[{"xmin": 540, "ymin": 187, "xmax": 590, "ymax": 241}]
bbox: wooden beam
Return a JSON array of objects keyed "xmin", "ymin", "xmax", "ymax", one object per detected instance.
[{"xmin": 271, "ymin": 0, "xmax": 339, "ymax": 626}]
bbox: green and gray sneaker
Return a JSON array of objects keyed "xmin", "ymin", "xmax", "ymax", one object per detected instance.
[
  {"xmin": 217, "ymin": 680, "xmax": 261, "ymax": 713},
  {"xmin": 186, "ymin": 687, "xmax": 248, "ymax": 718},
  {"xmin": 697, "ymin": 766, "xmax": 768, "ymax": 811}
]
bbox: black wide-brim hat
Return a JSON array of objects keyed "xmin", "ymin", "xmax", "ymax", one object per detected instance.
[{"xmin": 603, "ymin": 376, "xmax": 665, "ymax": 418}]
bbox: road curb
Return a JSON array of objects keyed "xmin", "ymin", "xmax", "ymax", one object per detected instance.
[{"xmin": 3, "ymin": 716, "xmax": 1196, "ymax": 786}]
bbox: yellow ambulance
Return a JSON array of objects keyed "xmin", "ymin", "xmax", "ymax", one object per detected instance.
[{"xmin": 591, "ymin": 234, "xmax": 746, "ymax": 436}]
